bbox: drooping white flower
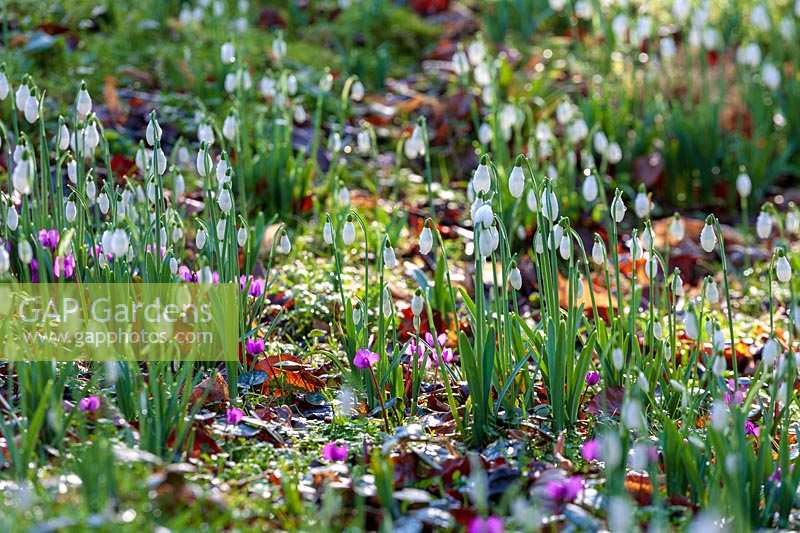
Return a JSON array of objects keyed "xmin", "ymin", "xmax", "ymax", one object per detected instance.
[
  {"xmin": 58, "ymin": 124, "xmax": 70, "ymax": 151},
  {"xmin": 15, "ymin": 83, "xmax": 30, "ymax": 112},
  {"xmin": 404, "ymin": 124, "xmax": 425, "ymax": 159},
  {"xmin": 272, "ymin": 34, "xmax": 287, "ymax": 61},
  {"xmin": 223, "ymin": 114, "xmax": 238, "ymax": 141},
  {"xmin": 23, "ymin": 93, "xmax": 39, "ymax": 123},
  {"xmin": 196, "ymin": 228, "xmax": 207, "ymax": 250},
  {"xmin": 337, "ymin": 187, "xmax": 350, "ymax": 207},
  {"xmin": 474, "ymin": 204, "xmax": 494, "ymax": 229},
  {"xmin": 216, "ymin": 159, "xmax": 229, "ymax": 184},
  {"xmin": 217, "ymin": 189, "xmax": 233, "ymax": 214},
  {"xmin": 634, "ymin": 191, "xmax": 650, "ymax": 219},
  {"xmin": 526, "ymin": 189, "xmax": 538, "ymax": 211},
  {"xmin": 174, "ymin": 174, "xmax": 185, "ymax": 198},
  {"xmin": 111, "ymin": 228, "xmax": 129, "ymax": 257},
  {"xmin": 540, "ymin": 190, "xmax": 559, "ymax": 221},
  {"xmin": 383, "ymin": 246, "xmax": 397, "ymax": 269},
  {"xmin": 700, "ymin": 223, "xmax": 717, "ymax": 252},
  {"xmin": 419, "ymin": 227, "xmax": 433, "ymax": 254},
  {"xmin": 76, "ymin": 85, "xmax": 92, "ymax": 118},
  {"xmin": 606, "ymin": 142, "xmax": 623, "ymax": 164},
  {"xmin": 736, "ymin": 173, "xmax": 752, "ymax": 197},
  {"xmin": 350, "ymin": 80, "xmax": 364, "ymax": 102},
  {"xmin": 756, "ymin": 210, "xmax": 773, "ymax": 239},
  {"xmin": 582, "ymin": 174, "xmax": 598, "ymax": 202},
  {"xmin": 669, "ymin": 215, "xmax": 685, "ymax": 242},
  {"xmin": 0, "ymin": 71, "xmax": 8, "ymax": 100},
  {"xmin": 196, "ymin": 146, "xmax": 212, "ymax": 177},
  {"xmin": 776, "ymin": 255, "xmax": 792, "ymax": 283},
  {"xmin": 18, "ymin": 240, "xmax": 32, "ymax": 264},
  {"xmin": 342, "ymin": 221, "xmax": 356, "ymax": 245},
  {"xmin": 705, "ymin": 280, "xmax": 720, "ymax": 304},
  {"xmin": 508, "ymin": 166, "xmax": 524, "ymax": 198},
  {"xmin": 787, "ymin": 211, "xmax": 799, "ymax": 234},
  {"xmin": 612, "ymin": 347, "xmax": 624, "ymax": 370},
  {"xmin": 0, "ymin": 247, "xmax": 10, "ymax": 273},
  {"xmin": 559, "ymin": 233, "xmax": 571, "ymax": 260},
  {"xmin": 611, "ymin": 194, "xmax": 626, "ymax": 223},
  {"xmin": 277, "ymin": 234, "xmax": 291, "ymax": 254},
  {"xmin": 64, "ymin": 200, "xmax": 77, "ymax": 222},
  {"xmin": 534, "ymin": 232, "xmax": 544, "ymax": 254},
  {"xmin": 684, "ymin": 309, "xmax": 699, "ymax": 340},
  {"xmin": 198, "ymin": 123, "xmax": 215, "ymax": 145},
  {"xmin": 751, "ymin": 4, "xmax": 771, "ymax": 32},
  {"xmin": 6, "ymin": 206, "xmax": 19, "ymax": 231},
  {"xmin": 98, "ymin": 192, "xmax": 110, "ymax": 215},
  {"xmin": 509, "ymin": 266, "xmax": 522, "ymax": 290},
  {"xmin": 763, "ymin": 338, "xmax": 780, "ymax": 367},
  {"xmin": 473, "ymin": 163, "xmax": 491, "ymax": 194},
  {"xmin": 411, "ymin": 292, "xmax": 424, "ymax": 316},
  {"xmin": 221, "ymin": 42, "xmax": 236, "ymax": 64},
  {"xmin": 146, "ymin": 118, "xmax": 162, "ymax": 146},
  {"xmin": 323, "ymin": 221, "xmax": 333, "ymax": 245},
  {"xmin": 592, "ymin": 240, "xmax": 604, "ymax": 265},
  {"xmin": 762, "ymin": 62, "xmax": 781, "ymax": 91}
]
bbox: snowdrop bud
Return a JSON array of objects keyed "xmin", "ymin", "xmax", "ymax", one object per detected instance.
[
  {"xmin": 350, "ymin": 80, "xmax": 364, "ymax": 102},
  {"xmin": 419, "ymin": 226, "xmax": 433, "ymax": 255},
  {"xmin": 223, "ymin": 114, "xmax": 237, "ymax": 141},
  {"xmin": 582, "ymin": 174, "xmax": 598, "ymax": 202},
  {"xmin": 509, "ymin": 265, "xmax": 522, "ymax": 290},
  {"xmin": 382, "ymin": 287, "xmax": 392, "ymax": 316},
  {"xmin": 15, "ymin": 83, "xmax": 30, "ymax": 112},
  {"xmin": 705, "ymin": 279, "xmax": 720, "ymax": 304},
  {"xmin": 540, "ymin": 189, "xmax": 559, "ymax": 221},
  {"xmin": 611, "ymin": 193, "xmax": 626, "ymax": 223},
  {"xmin": 169, "ymin": 257, "xmax": 178, "ymax": 275},
  {"xmin": 411, "ymin": 291, "xmax": 424, "ymax": 316},
  {"xmin": 6, "ymin": 207, "xmax": 18, "ymax": 231},
  {"xmin": 786, "ymin": 210, "xmax": 799, "ymax": 234},
  {"xmin": 220, "ymin": 42, "xmax": 236, "ymax": 64},
  {"xmin": 156, "ymin": 148, "xmax": 166, "ymax": 175},
  {"xmin": 111, "ymin": 228, "xmax": 129, "ymax": 257},
  {"xmin": 669, "ymin": 214, "xmax": 684, "ymax": 242},
  {"xmin": 323, "ymin": 221, "xmax": 333, "ymax": 245},
  {"xmin": 592, "ymin": 239, "xmax": 604, "ymax": 265},
  {"xmin": 526, "ymin": 189, "xmax": 538, "ymax": 211},
  {"xmin": 700, "ymin": 222, "xmax": 717, "ymax": 252},
  {"xmin": 215, "ymin": 159, "xmax": 229, "ymax": 184},
  {"xmin": 23, "ymin": 93, "xmax": 39, "ymax": 123},
  {"xmin": 763, "ymin": 338, "xmax": 780, "ymax": 367},
  {"xmin": 217, "ymin": 189, "xmax": 233, "ymax": 214},
  {"xmin": 58, "ymin": 123, "xmax": 70, "ymax": 151},
  {"xmin": 196, "ymin": 146, "xmax": 212, "ymax": 176},
  {"xmin": 237, "ymin": 227, "xmax": 247, "ymax": 247},
  {"xmin": 534, "ymin": 232, "xmax": 544, "ymax": 254},
  {"xmin": 756, "ymin": 210, "xmax": 773, "ymax": 240},
  {"xmin": 736, "ymin": 173, "xmax": 752, "ymax": 198},
  {"xmin": 84, "ymin": 122, "xmax": 100, "ymax": 151},
  {"xmin": 634, "ymin": 190, "xmax": 650, "ymax": 219},
  {"xmin": 684, "ymin": 309, "xmax": 699, "ymax": 340},
  {"xmin": 612, "ymin": 347, "xmax": 624, "ymax": 370},
  {"xmin": 277, "ymin": 234, "xmax": 291, "ymax": 254},
  {"xmin": 383, "ymin": 246, "xmax": 397, "ymax": 269},
  {"xmin": 342, "ymin": 221, "xmax": 356, "ymax": 246},
  {"xmin": 98, "ymin": 192, "xmax": 110, "ymax": 214},
  {"xmin": 18, "ymin": 240, "xmax": 32, "ymax": 264},
  {"xmin": 0, "ymin": 247, "xmax": 9, "ymax": 274},
  {"xmin": 776, "ymin": 254, "xmax": 792, "ymax": 283},
  {"xmin": 196, "ymin": 228, "xmax": 207, "ymax": 250},
  {"xmin": 65, "ymin": 200, "xmax": 77, "ymax": 222},
  {"xmin": 508, "ymin": 165, "xmax": 524, "ymax": 198},
  {"xmin": 76, "ymin": 83, "xmax": 92, "ymax": 118},
  {"xmin": 473, "ymin": 163, "xmax": 491, "ymax": 194},
  {"xmin": 559, "ymin": 233, "xmax": 571, "ymax": 260},
  {"xmin": 146, "ymin": 118, "xmax": 162, "ymax": 146}
]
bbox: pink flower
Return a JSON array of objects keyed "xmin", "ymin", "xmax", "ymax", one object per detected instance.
[
  {"xmin": 424, "ymin": 332, "xmax": 447, "ymax": 349},
  {"xmin": 545, "ymin": 476, "xmax": 583, "ymax": 504},
  {"xmin": 581, "ymin": 439, "xmax": 600, "ymax": 461},
  {"xmin": 54, "ymin": 254, "xmax": 76, "ymax": 279},
  {"xmin": 744, "ymin": 420, "xmax": 760, "ymax": 437},
  {"xmin": 79, "ymin": 395, "xmax": 101, "ymax": 413},
  {"xmin": 353, "ymin": 348, "xmax": 379, "ymax": 369},
  {"xmin": 405, "ymin": 339, "xmax": 425, "ymax": 358},
  {"xmin": 467, "ymin": 515, "xmax": 504, "ymax": 533},
  {"xmin": 38, "ymin": 228, "xmax": 59, "ymax": 251},
  {"xmin": 322, "ymin": 441, "xmax": 348, "ymax": 462},
  {"xmin": 226, "ymin": 407, "xmax": 244, "ymax": 425},
  {"xmin": 585, "ymin": 371, "xmax": 600, "ymax": 386},
  {"xmin": 246, "ymin": 338, "xmax": 265, "ymax": 355}
]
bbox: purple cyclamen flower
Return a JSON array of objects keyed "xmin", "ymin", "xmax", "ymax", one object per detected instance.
[
  {"xmin": 744, "ymin": 420, "xmax": 760, "ymax": 437},
  {"xmin": 178, "ymin": 265, "xmax": 196, "ymax": 282},
  {"xmin": 545, "ymin": 476, "xmax": 583, "ymax": 504},
  {"xmin": 38, "ymin": 229, "xmax": 59, "ymax": 251},
  {"xmin": 54, "ymin": 254, "xmax": 76, "ymax": 279},
  {"xmin": 424, "ymin": 332, "xmax": 447, "ymax": 349},
  {"xmin": 581, "ymin": 439, "xmax": 600, "ymax": 461},
  {"xmin": 79, "ymin": 395, "xmax": 101, "ymax": 413},
  {"xmin": 226, "ymin": 407, "xmax": 244, "ymax": 425},
  {"xmin": 353, "ymin": 348, "xmax": 379, "ymax": 369},
  {"xmin": 467, "ymin": 515, "xmax": 504, "ymax": 533},
  {"xmin": 246, "ymin": 338, "xmax": 265, "ymax": 355},
  {"xmin": 248, "ymin": 278, "xmax": 265, "ymax": 298},
  {"xmin": 321, "ymin": 441, "xmax": 348, "ymax": 462},
  {"xmin": 585, "ymin": 371, "xmax": 600, "ymax": 386}
]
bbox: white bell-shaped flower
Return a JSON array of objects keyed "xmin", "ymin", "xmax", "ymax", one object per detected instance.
[
  {"xmin": 508, "ymin": 165, "xmax": 524, "ymax": 198},
  {"xmin": 342, "ymin": 221, "xmax": 356, "ymax": 246},
  {"xmin": 419, "ymin": 227, "xmax": 433, "ymax": 254},
  {"xmin": 700, "ymin": 223, "xmax": 717, "ymax": 252}
]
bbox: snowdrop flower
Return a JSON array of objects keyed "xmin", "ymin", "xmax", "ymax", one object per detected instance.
[
  {"xmin": 198, "ymin": 123, "xmax": 215, "ymax": 145},
  {"xmin": 566, "ymin": 119, "xmax": 588, "ymax": 144},
  {"xmin": 57, "ymin": 123, "xmax": 70, "ymax": 151},
  {"xmin": 98, "ymin": 192, "xmax": 110, "ymax": 215},
  {"xmin": 705, "ymin": 279, "xmax": 720, "ymax": 304},
  {"xmin": 174, "ymin": 174, "xmax": 185, "ymax": 198},
  {"xmin": 259, "ymin": 77, "xmax": 276, "ymax": 98},
  {"xmin": 111, "ymin": 229, "xmax": 129, "ymax": 257},
  {"xmin": 411, "ymin": 291, "xmax": 424, "ymax": 316},
  {"xmin": 509, "ymin": 264, "xmax": 522, "ymax": 291},
  {"xmin": 669, "ymin": 214, "xmax": 685, "ymax": 242},
  {"xmin": 628, "ymin": 235, "xmax": 643, "ymax": 261},
  {"xmin": 762, "ymin": 62, "xmax": 781, "ymax": 91},
  {"xmin": 196, "ymin": 228, "xmax": 207, "ymax": 250},
  {"xmin": 593, "ymin": 131, "xmax": 608, "ymax": 154},
  {"xmin": 474, "ymin": 204, "xmax": 494, "ymax": 229},
  {"xmin": 216, "ymin": 219, "xmax": 226, "ymax": 240},
  {"xmin": 319, "ymin": 71, "xmax": 333, "ymax": 92},
  {"xmin": 751, "ymin": 4, "xmax": 770, "ymax": 31},
  {"xmin": 15, "ymin": 82, "xmax": 30, "ymax": 112},
  {"xmin": 383, "ymin": 246, "xmax": 397, "ymax": 269},
  {"xmin": 473, "ymin": 162, "xmax": 491, "ymax": 194},
  {"xmin": 0, "ymin": 247, "xmax": 9, "ymax": 274},
  {"xmin": 18, "ymin": 240, "xmax": 32, "ymax": 264},
  {"xmin": 611, "ymin": 193, "xmax": 626, "ymax": 223},
  {"xmin": 323, "ymin": 220, "xmax": 333, "ymax": 245},
  {"xmin": 556, "ymin": 100, "xmax": 574, "ymax": 125},
  {"xmin": 12, "ymin": 157, "xmax": 31, "ymax": 195},
  {"xmin": 575, "ymin": 0, "xmax": 592, "ymax": 19},
  {"xmin": 84, "ymin": 121, "xmax": 100, "ymax": 151},
  {"xmin": 756, "ymin": 210, "xmax": 773, "ymax": 239},
  {"xmin": 86, "ymin": 180, "xmax": 97, "ymax": 204},
  {"xmin": 75, "ymin": 81, "xmax": 92, "ymax": 119},
  {"xmin": 196, "ymin": 145, "xmax": 212, "ymax": 176},
  {"xmin": 337, "ymin": 186, "xmax": 350, "ymax": 207},
  {"xmin": 350, "ymin": 80, "xmax": 364, "ymax": 102},
  {"xmin": 534, "ymin": 232, "xmax": 544, "ymax": 254},
  {"xmin": 684, "ymin": 308, "xmax": 699, "ymax": 340},
  {"xmin": 23, "ymin": 91, "xmax": 39, "ymax": 123},
  {"xmin": 559, "ymin": 233, "xmax": 571, "ymax": 260},
  {"xmin": 0, "ymin": 69, "xmax": 7, "ymax": 100},
  {"xmin": 404, "ymin": 123, "xmax": 426, "ymax": 159},
  {"xmin": 220, "ymin": 42, "xmax": 236, "ymax": 64},
  {"xmin": 634, "ymin": 190, "xmax": 650, "ymax": 219},
  {"xmin": 737, "ymin": 43, "xmax": 762, "ymax": 67},
  {"xmin": 272, "ymin": 34, "xmax": 287, "ymax": 61},
  {"xmin": 6, "ymin": 206, "xmax": 18, "ymax": 231},
  {"xmin": 419, "ymin": 226, "xmax": 433, "ymax": 254},
  {"xmin": 171, "ymin": 226, "xmax": 183, "ymax": 243},
  {"xmin": 217, "ymin": 189, "xmax": 233, "ymax": 214},
  {"xmin": 357, "ymin": 130, "xmax": 371, "ymax": 154},
  {"xmin": 612, "ymin": 347, "xmax": 624, "ymax": 370},
  {"xmin": 63, "ymin": 200, "xmax": 78, "ymax": 223},
  {"xmin": 146, "ymin": 117, "xmax": 162, "ymax": 146},
  {"xmin": 786, "ymin": 210, "xmax": 799, "ymax": 234},
  {"xmin": 591, "ymin": 239, "xmax": 604, "ymax": 265},
  {"xmin": 237, "ymin": 227, "xmax": 247, "ymax": 247},
  {"xmin": 644, "ymin": 256, "xmax": 658, "ymax": 280},
  {"xmin": 223, "ymin": 113, "xmax": 238, "ymax": 142},
  {"xmin": 216, "ymin": 159, "xmax": 229, "ymax": 184},
  {"xmin": 525, "ymin": 189, "xmax": 539, "ymax": 212},
  {"xmin": 277, "ymin": 234, "xmax": 291, "ymax": 254},
  {"xmin": 700, "ymin": 221, "xmax": 717, "ymax": 252},
  {"xmin": 478, "ymin": 226, "xmax": 497, "ymax": 257},
  {"xmin": 660, "ymin": 37, "xmax": 677, "ymax": 60},
  {"xmin": 736, "ymin": 173, "xmax": 751, "ymax": 198},
  {"xmin": 763, "ymin": 338, "xmax": 780, "ymax": 367},
  {"xmin": 342, "ymin": 220, "xmax": 356, "ymax": 246},
  {"xmin": 155, "ymin": 148, "xmax": 167, "ymax": 175},
  {"xmin": 776, "ymin": 253, "xmax": 792, "ymax": 283},
  {"xmin": 582, "ymin": 174, "xmax": 598, "ymax": 202},
  {"xmin": 540, "ymin": 189, "xmax": 559, "ymax": 221},
  {"xmin": 477, "ymin": 122, "xmax": 493, "ymax": 145},
  {"xmin": 508, "ymin": 165, "xmax": 524, "ymax": 198}
]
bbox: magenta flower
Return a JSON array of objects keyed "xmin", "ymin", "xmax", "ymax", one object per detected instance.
[
  {"xmin": 246, "ymin": 338, "xmax": 265, "ymax": 356},
  {"xmin": 545, "ymin": 476, "xmax": 583, "ymax": 504},
  {"xmin": 54, "ymin": 254, "xmax": 76, "ymax": 279},
  {"xmin": 467, "ymin": 515, "xmax": 504, "ymax": 533},
  {"xmin": 581, "ymin": 439, "xmax": 600, "ymax": 461},
  {"xmin": 79, "ymin": 395, "xmax": 101, "ymax": 413},
  {"xmin": 405, "ymin": 338, "xmax": 425, "ymax": 358},
  {"xmin": 178, "ymin": 265, "xmax": 195, "ymax": 282},
  {"xmin": 424, "ymin": 332, "xmax": 447, "ymax": 349},
  {"xmin": 585, "ymin": 371, "xmax": 600, "ymax": 386},
  {"xmin": 353, "ymin": 348, "xmax": 379, "ymax": 369},
  {"xmin": 744, "ymin": 420, "xmax": 760, "ymax": 437},
  {"xmin": 248, "ymin": 278, "xmax": 265, "ymax": 298},
  {"xmin": 321, "ymin": 441, "xmax": 349, "ymax": 462},
  {"xmin": 38, "ymin": 229, "xmax": 59, "ymax": 251},
  {"xmin": 225, "ymin": 407, "xmax": 244, "ymax": 425},
  {"xmin": 724, "ymin": 379, "xmax": 747, "ymax": 406}
]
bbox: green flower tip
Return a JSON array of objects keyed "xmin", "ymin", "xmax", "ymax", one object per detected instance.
[{"xmin": 513, "ymin": 154, "xmax": 525, "ymax": 167}]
